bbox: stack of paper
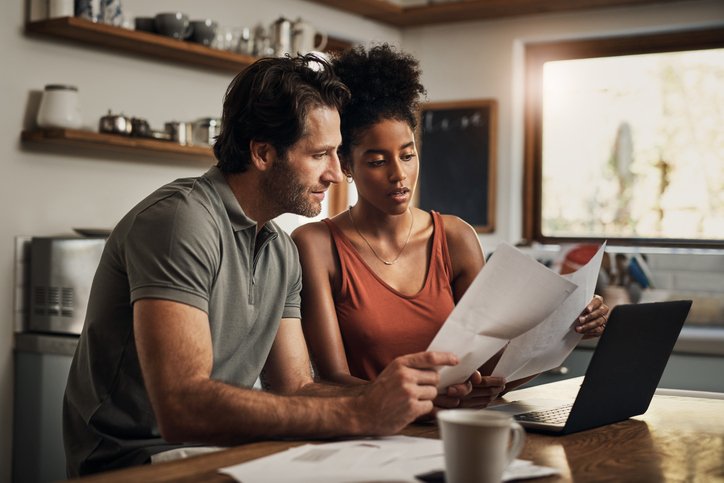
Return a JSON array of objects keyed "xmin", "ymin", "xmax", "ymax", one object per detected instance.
[
  {"xmin": 428, "ymin": 243, "xmax": 605, "ymax": 387},
  {"xmin": 218, "ymin": 436, "xmax": 558, "ymax": 482}
]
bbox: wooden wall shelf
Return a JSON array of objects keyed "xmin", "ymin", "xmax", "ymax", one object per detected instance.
[
  {"xmin": 25, "ymin": 17, "xmax": 258, "ymax": 73},
  {"xmin": 307, "ymin": 0, "xmax": 692, "ymax": 26},
  {"xmin": 25, "ymin": 17, "xmax": 355, "ymax": 73},
  {"xmin": 21, "ymin": 129, "xmax": 215, "ymax": 163}
]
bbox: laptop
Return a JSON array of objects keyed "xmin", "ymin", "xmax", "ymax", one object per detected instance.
[{"xmin": 489, "ymin": 300, "xmax": 692, "ymax": 435}]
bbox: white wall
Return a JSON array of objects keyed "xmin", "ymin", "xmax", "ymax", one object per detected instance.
[
  {"xmin": 0, "ymin": 1, "xmax": 399, "ymax": 480},
  {"xmin": 402, "ymin": 0, "xmax": 724, "ymax": 254}
]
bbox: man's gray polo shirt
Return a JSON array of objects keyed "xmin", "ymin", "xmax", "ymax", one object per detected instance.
[{"xmin": 63, "ymin": 166, "xmax": 302, "ymax": 476}]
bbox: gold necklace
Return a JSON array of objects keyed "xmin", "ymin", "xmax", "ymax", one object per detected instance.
[{"xmin": 348, "ymin": 206, "xmax": 414, "ymax": 266}]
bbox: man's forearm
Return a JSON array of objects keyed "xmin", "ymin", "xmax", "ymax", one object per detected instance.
[
  {"xmin": 156, "ymin": 377, "xmax": 366, "ymax": 445},
  {"xmin": 293, "ymin": 380, "xmax": 367, "ymax": 397}
]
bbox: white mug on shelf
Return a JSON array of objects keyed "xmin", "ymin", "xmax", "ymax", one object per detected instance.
[{"xmin": 291, "ymin": 18, "xmax": 327, "ymax": 55}]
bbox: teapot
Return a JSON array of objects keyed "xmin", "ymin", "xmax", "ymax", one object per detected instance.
[{"xmin": 291, "ymin": 18, "xmax": 327, "ymax": 55}]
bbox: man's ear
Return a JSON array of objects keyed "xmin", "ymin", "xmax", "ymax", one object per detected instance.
[{"xmin": 249, "ymin": 140, "xmax": 276, "ymax": 172}]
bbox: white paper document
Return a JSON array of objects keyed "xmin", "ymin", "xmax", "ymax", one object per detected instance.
[
  {"xmin": 492, "ymin": 243, "xmax": 606, "ymax": 381},
  {"xmin": 218, "ymin": 436, "xmax": 559, "ymax": 482},
  {"xmin": 427, "ymin": 243, "xmax": 577, "ymax": 389}
]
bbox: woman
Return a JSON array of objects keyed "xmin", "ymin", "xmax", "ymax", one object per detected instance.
[{"xmin": 291, "ymin": 44, "xmax": 608, "ymax": 409}]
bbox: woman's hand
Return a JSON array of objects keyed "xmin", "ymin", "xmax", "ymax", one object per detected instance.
[
  {"xmin": 459, "ymin": 372, "xmax": 506, "ymax": 409},
  {"xmin": 433, "ymin": 378, "xmax": 474, "ymax": 410},
  {"xmin": 576, "ymin": 294, "xmax": 610, "ymax": 339},
  {"xmin": 433, "ymin": 371, "xmax": 506, "ymax": 411}
]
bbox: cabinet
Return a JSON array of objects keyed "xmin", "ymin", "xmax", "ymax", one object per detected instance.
[
  {"xmin": 524, "ymin": 347, "xmax": 724, "ymax": 392},
  {"xmin": 13, "ymin": 333, "xmax": 78, "ymax": 483}
]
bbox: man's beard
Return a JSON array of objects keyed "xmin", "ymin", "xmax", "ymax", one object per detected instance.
[{"xmin": 261, "ymin": 155, "xmax": 324, "ymax": 218}]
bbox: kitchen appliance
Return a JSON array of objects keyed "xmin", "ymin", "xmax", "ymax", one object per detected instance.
[{"xmin": 29, "ymin": 237, "xmax": 105, "ymax": 335}]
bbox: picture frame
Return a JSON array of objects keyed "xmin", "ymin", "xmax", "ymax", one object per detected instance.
[{"xmin": 418, "ymin": 99, "xmax": 497, "ymax": 233}]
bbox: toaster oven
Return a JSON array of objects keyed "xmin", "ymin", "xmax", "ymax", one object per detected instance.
[{"xmin": 29, "ymin": 237, "xmax": 106, "ymax": 335}]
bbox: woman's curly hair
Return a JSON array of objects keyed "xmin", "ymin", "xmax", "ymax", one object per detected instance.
[{"xmin": 332, "ymin": 44, "xmax": 426, "ymax": 165}]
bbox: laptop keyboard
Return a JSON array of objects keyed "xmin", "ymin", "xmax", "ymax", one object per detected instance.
[{"xmin": 514, "ymin": 403, "xmax": 573, "ymax": 425}]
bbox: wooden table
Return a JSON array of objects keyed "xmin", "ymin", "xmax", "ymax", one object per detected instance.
[{"xmin": 68, "ymin": 378, "xmax": 724, "ymax": 482}]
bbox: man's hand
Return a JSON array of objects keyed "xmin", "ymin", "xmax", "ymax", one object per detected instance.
[{"xmin": 353, "ymin": 351, "xmax": 458, "ymax": 435}]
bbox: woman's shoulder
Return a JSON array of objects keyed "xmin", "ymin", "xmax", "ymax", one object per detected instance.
[
  {"xmin": 291, "ymin": 219, "xmax": 332, "ymax": 247},
  {"xmin": 437, "ymin": 213, "xmax": 478, "ymax": 242},
  {"xmin": 436, "ymin": 213, "xmax": 485, "ymax": 277}
]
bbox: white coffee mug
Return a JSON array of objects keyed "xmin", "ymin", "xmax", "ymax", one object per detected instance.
[
  {"xmin": 291, "ymin": 18, "xmax": 327, "ymax": 55},
  {"xmin": 438, "ymin": 409, "xmax": 526, "ymax": 483}
]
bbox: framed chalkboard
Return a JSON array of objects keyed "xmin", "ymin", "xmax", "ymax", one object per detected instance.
[{"xmin": 418, "ymin": 100, "xmax": 497, "ymax": 233}]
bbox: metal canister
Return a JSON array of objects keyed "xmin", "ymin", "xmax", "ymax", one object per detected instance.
[
  {"xmin": 74, "ymin": 0, "xmax": 100, "ymax": 22},
  {"xmin": 270, "ymin": 17, "xmax": 292, "ymax": 57},
  {"xmin": 165, "ymin": 121, "xmax": 193, "ymax": 146},
  {"xmin": 192, "ymin": 118, "xmax": 221, "ymax": 146}
]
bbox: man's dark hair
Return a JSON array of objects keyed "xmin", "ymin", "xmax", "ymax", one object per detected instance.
[
  {"xmin": 331, "ymin": 44, "xmax": 426, "ymax": 167},
  {"xmin": 214, "ymin": 54, "xmax": 350, "ymax": 173}
]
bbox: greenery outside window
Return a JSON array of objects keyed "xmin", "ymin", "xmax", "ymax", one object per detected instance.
[{"xmin": 523, "ymin": 27, "xmax": 724, "ymax": 248}]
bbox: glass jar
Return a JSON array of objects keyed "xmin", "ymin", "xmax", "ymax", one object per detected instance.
[
  {"xmin": 36, "ymin": 84, "xmax": 83, "ymax": 129},
  {"xmin": 192, "ymin": 118, "xmax": 221, "ymax": 146}
]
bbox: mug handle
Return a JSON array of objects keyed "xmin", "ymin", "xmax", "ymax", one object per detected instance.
[
  {"xmin": 314, "ymin": 31, "xmax": 328, "ymax": 52},
  {"xmin": 506, "ymin": 421, "xmax": 526, "ymax": 466}
]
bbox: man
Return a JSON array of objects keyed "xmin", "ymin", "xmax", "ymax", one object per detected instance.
[{"xmin": 63, "ymin": 55, "xmax": 464, "ymax": 476}]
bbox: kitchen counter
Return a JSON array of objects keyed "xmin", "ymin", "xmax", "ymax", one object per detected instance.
[
  {"xmin": 579, "ymin": 325, "xmax": 724, "ymax": 356},
  {"xmin": 14, "ymin": 331, "xmax": 79, "ymax": 356}
]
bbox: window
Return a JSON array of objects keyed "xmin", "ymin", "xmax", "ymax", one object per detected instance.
[{"xmin": 524, "ymin": 27, "xmax": 724, "ymax": 248}]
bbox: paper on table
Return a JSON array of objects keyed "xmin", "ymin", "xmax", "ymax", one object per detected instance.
[
  {"xmin": 427, "ymin": 243, "xmax": 577, "ymax": 389},
  {"xmin": 218, "ymin": 436, "xmax": 436, "ymax": 483},
  {"xmin": 218, "ymin": 436, "xmax": 559, "ymax": 483},
  {"xmin": 492, "ymin": 243, "xmax": 606, "ymax": 381}
]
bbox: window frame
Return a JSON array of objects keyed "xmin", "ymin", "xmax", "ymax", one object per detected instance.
[{"xmin": 523, "ymin": 26, "xmax": 724, "ymax": 249}]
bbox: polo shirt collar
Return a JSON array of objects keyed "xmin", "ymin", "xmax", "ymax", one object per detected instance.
[{"xmin": 203, "ymin": 166, "xmax": 257, "ymax": 232}]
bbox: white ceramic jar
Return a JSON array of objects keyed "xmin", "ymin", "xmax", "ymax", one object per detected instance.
[
  {"xmin": 36, "ymin": 84, "xmax": 83, "ymax": 129},
  {"xmin": 47, "ymin": 0, "xmax": 74, "ymax": 18}
]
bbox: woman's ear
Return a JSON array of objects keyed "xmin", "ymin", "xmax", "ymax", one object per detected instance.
[
  {"xmin": 249, "ymin": 140, "xmax": 276, "ymax": 172},
  {"xmin": 339, "ymin": 155, "xmax": 353, "ymax": 179}
]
